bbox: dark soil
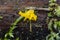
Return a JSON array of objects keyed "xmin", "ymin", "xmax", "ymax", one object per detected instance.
[{"xmin": 0, "ymin": 0, "xmax": 57, "ymax": 40}]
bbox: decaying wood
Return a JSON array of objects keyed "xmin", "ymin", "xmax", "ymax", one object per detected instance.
[
  {"xmin": 0, "ymin": 5, "xmax": 13, "ymax": 12},
  {"xmin": 0, "ymin": 5, "xmax": 50, "ymax": 12}
]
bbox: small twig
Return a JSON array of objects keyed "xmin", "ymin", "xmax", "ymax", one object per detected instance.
[{"xmin": 30, "ymin": 21, "xmax": 32, "ymax": 32}]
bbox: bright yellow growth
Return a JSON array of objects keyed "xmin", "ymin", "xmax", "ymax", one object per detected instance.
[{"xmin": 19, "ymin": 10, "xmax": 37, "ymax": 21}]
